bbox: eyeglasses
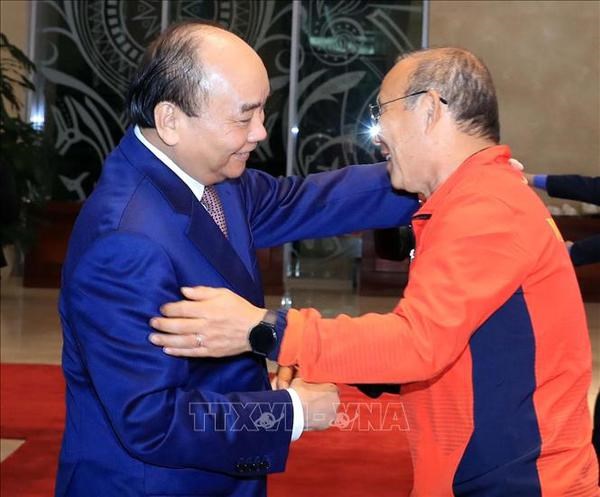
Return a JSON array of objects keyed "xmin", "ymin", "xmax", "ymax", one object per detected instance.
[{"xmin": 369, "ymin": 90, "xmax": 448, "ymax": 126}]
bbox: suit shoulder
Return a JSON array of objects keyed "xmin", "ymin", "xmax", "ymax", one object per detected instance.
[
  {"xmin": 63, "ymin": 229, "xmax": 173, "ymax": 286},
  {"xmin": 75, "ymin": 152, "xmax": 146, "ymax": 234},
  {"xmin": 65, "ymin": 160, "xmax": 177, "ymax": 274}
]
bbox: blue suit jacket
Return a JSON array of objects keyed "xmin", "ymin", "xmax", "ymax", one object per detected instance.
[{"xmin": 55, "ymin": 128, "xmax": 418, "ymax": 497}]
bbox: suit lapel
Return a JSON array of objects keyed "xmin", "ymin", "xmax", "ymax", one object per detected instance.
[
  {"xmin": 215, "ymin": 182, "xmax": 256, "ymax": 274},
  {"xmin": 186, "ymin": 200, "xmax": 261, "ymax": 303}
]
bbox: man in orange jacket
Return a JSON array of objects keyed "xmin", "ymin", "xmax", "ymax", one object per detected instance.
[{"xmin": 149, "ymin": 47, "xmax": 598, "ymax": 496}]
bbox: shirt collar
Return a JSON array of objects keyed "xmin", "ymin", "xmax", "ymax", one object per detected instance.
[{"xmin": 134, "ymin": 125, "xmax": 205, "ymax": 202}]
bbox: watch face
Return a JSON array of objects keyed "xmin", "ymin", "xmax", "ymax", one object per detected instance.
[{"xmin": 250, "ymin": 323, "xmax": 277, "ymax": 356}]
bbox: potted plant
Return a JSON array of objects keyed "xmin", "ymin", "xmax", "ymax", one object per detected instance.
[{"xmin": 0, "ymin": 32, "xmax": 53, "ymax": 274}]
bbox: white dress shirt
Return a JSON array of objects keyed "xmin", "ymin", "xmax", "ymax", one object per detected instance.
[
  {"xmin": 134, "ymin": 125, "xmax": 205, "ymax": 202},
  {"xmin": 134, "ymin": 125, "xmax": 304, "ymax": 441}
]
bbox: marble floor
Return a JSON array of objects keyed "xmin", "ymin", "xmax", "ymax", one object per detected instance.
[{"xmin": 1, "ymin": 275, "xmax": 599, "ymax": 462}]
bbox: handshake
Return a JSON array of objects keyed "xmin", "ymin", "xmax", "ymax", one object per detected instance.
[{"xmin": 273, "ymin": 367, "xmax": 340, "ymax": 432}]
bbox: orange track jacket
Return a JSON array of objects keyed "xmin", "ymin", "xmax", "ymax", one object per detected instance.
[{"xmin": 279, "ymin": 146, "xmax": 598, "ymax": 496}]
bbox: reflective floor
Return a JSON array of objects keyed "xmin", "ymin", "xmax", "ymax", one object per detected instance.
[{"xmin": 1, "ymin": 275, "xmax": 599, "ymax": 461}]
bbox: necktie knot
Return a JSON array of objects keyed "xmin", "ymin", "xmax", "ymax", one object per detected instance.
[{"xmin": 201, "ymin": 185, "xmax": 228, "ymax": 238}]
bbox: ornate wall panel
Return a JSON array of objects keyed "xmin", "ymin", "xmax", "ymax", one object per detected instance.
[
  {"xmin": 32, "ymin": 0, "xmax": 423, "ymax": 201},
  {"xmin": 294, "ymin": 0, "xmax": 423, "ymax": 176},
  {"xmin": 32, "ymin": 0, "xmax": 164, "ymax": 199}
]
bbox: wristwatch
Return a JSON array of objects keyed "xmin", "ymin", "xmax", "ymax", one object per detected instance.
[{"xmin": 248, "ymin": 310, "xmax": 278, "ymax": 356}]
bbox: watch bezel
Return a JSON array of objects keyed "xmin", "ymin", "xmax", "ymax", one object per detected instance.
[{"xmin": 249, "ymin": 320, "xmax": 277, "ymax": 356}]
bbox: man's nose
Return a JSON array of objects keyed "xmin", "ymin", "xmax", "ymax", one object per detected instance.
[{"xmin": 248, "ymin": 117, "xmax": 267, "ymax": 143}]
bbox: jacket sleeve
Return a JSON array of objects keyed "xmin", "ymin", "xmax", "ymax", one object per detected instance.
[
  {"xmin": 277, "ymin": 194, "xmax": 538, "ymax": 384},
  {"xmin": 66, "ymin": 232, "xmax": 292, "ymax": 476},
  {"xmin": 570, "ymin": 235, "xmax": 600, "ymax": 266},
  {"xmin": 546, "ymin": 175, "xmax": 600, "ymax": 206},
  {"xmin": 241, "ymin": 163, "xmax": 419, "ymax": 248}
]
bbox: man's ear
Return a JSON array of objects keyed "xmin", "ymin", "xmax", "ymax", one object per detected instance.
[
  {"xmin": 154, "ymin": 102, "xmax": 179, "ymax": 146},
  {"xmin": 422, "ymin": 90, "xmax": 444, "ymax": 133}
]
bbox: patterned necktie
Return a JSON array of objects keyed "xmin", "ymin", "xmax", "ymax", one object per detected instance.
[{"xmin": 201, "ymin": 185, "xmax": 229, "ymax": 238}]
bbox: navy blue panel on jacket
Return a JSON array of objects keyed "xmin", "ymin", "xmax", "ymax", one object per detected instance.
[
  {"xmin": 453, "ymin": 289, "xmax": 542, "ymax": 497},
  {"xmin": 56, "ymin": 127, "xmax": 418, "ymax": 497}
]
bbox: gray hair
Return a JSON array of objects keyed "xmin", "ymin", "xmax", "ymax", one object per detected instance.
[{"xmin": 398, "ymin": 47, "xmax": 500, "ymax": 143}]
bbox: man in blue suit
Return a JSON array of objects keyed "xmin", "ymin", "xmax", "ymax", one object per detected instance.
[{"xmin": 56, "ymin": 21, "xmax": 418, "ymax": 497}]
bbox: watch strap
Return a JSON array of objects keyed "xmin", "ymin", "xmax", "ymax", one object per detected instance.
[{"xmin": 262, "ymin": 309, "xmax": 277, "ymax": 326}]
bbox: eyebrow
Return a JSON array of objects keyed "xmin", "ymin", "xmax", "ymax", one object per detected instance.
[
  {"xmin": 240, "ymin": 101, "xmax": 263, "ymax": 113},
  {"xmin": 239, "ymin": 89, "xmax": 272, "ymax": 114}
]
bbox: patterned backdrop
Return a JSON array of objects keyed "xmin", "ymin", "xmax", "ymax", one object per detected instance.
[{"xmin": 31, "ymin": 0, "xmax": 424, "ymax": 201}]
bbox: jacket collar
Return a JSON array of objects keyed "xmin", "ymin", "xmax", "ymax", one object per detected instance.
[
  {"xmin": 117, "ymin": 127, "xmax": 261, "ymax": 303},
  {"xmin": 415, "ymin": 145, "xmax": 512, "ymax": 217},
  {"xmin": 119, "ymin": 127, "xmax": 195, "ymax": 215}
]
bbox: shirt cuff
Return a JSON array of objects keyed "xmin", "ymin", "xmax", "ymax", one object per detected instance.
[
  {"xmin": 286, "ymin": 387, "xmax": 304, "ymax": 442},
  {"xmin": 267, "ymin": 308, "xmax": 289, "ymax": 362},
  {"xmin": 533, "ymin": 174, "xmax": 548, "ymax": 190}
]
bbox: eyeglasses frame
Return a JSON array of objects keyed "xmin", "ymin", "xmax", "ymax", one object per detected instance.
[{"xmin": 369, "ymin": 90, "xmax": 448, "ymax": 126}]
